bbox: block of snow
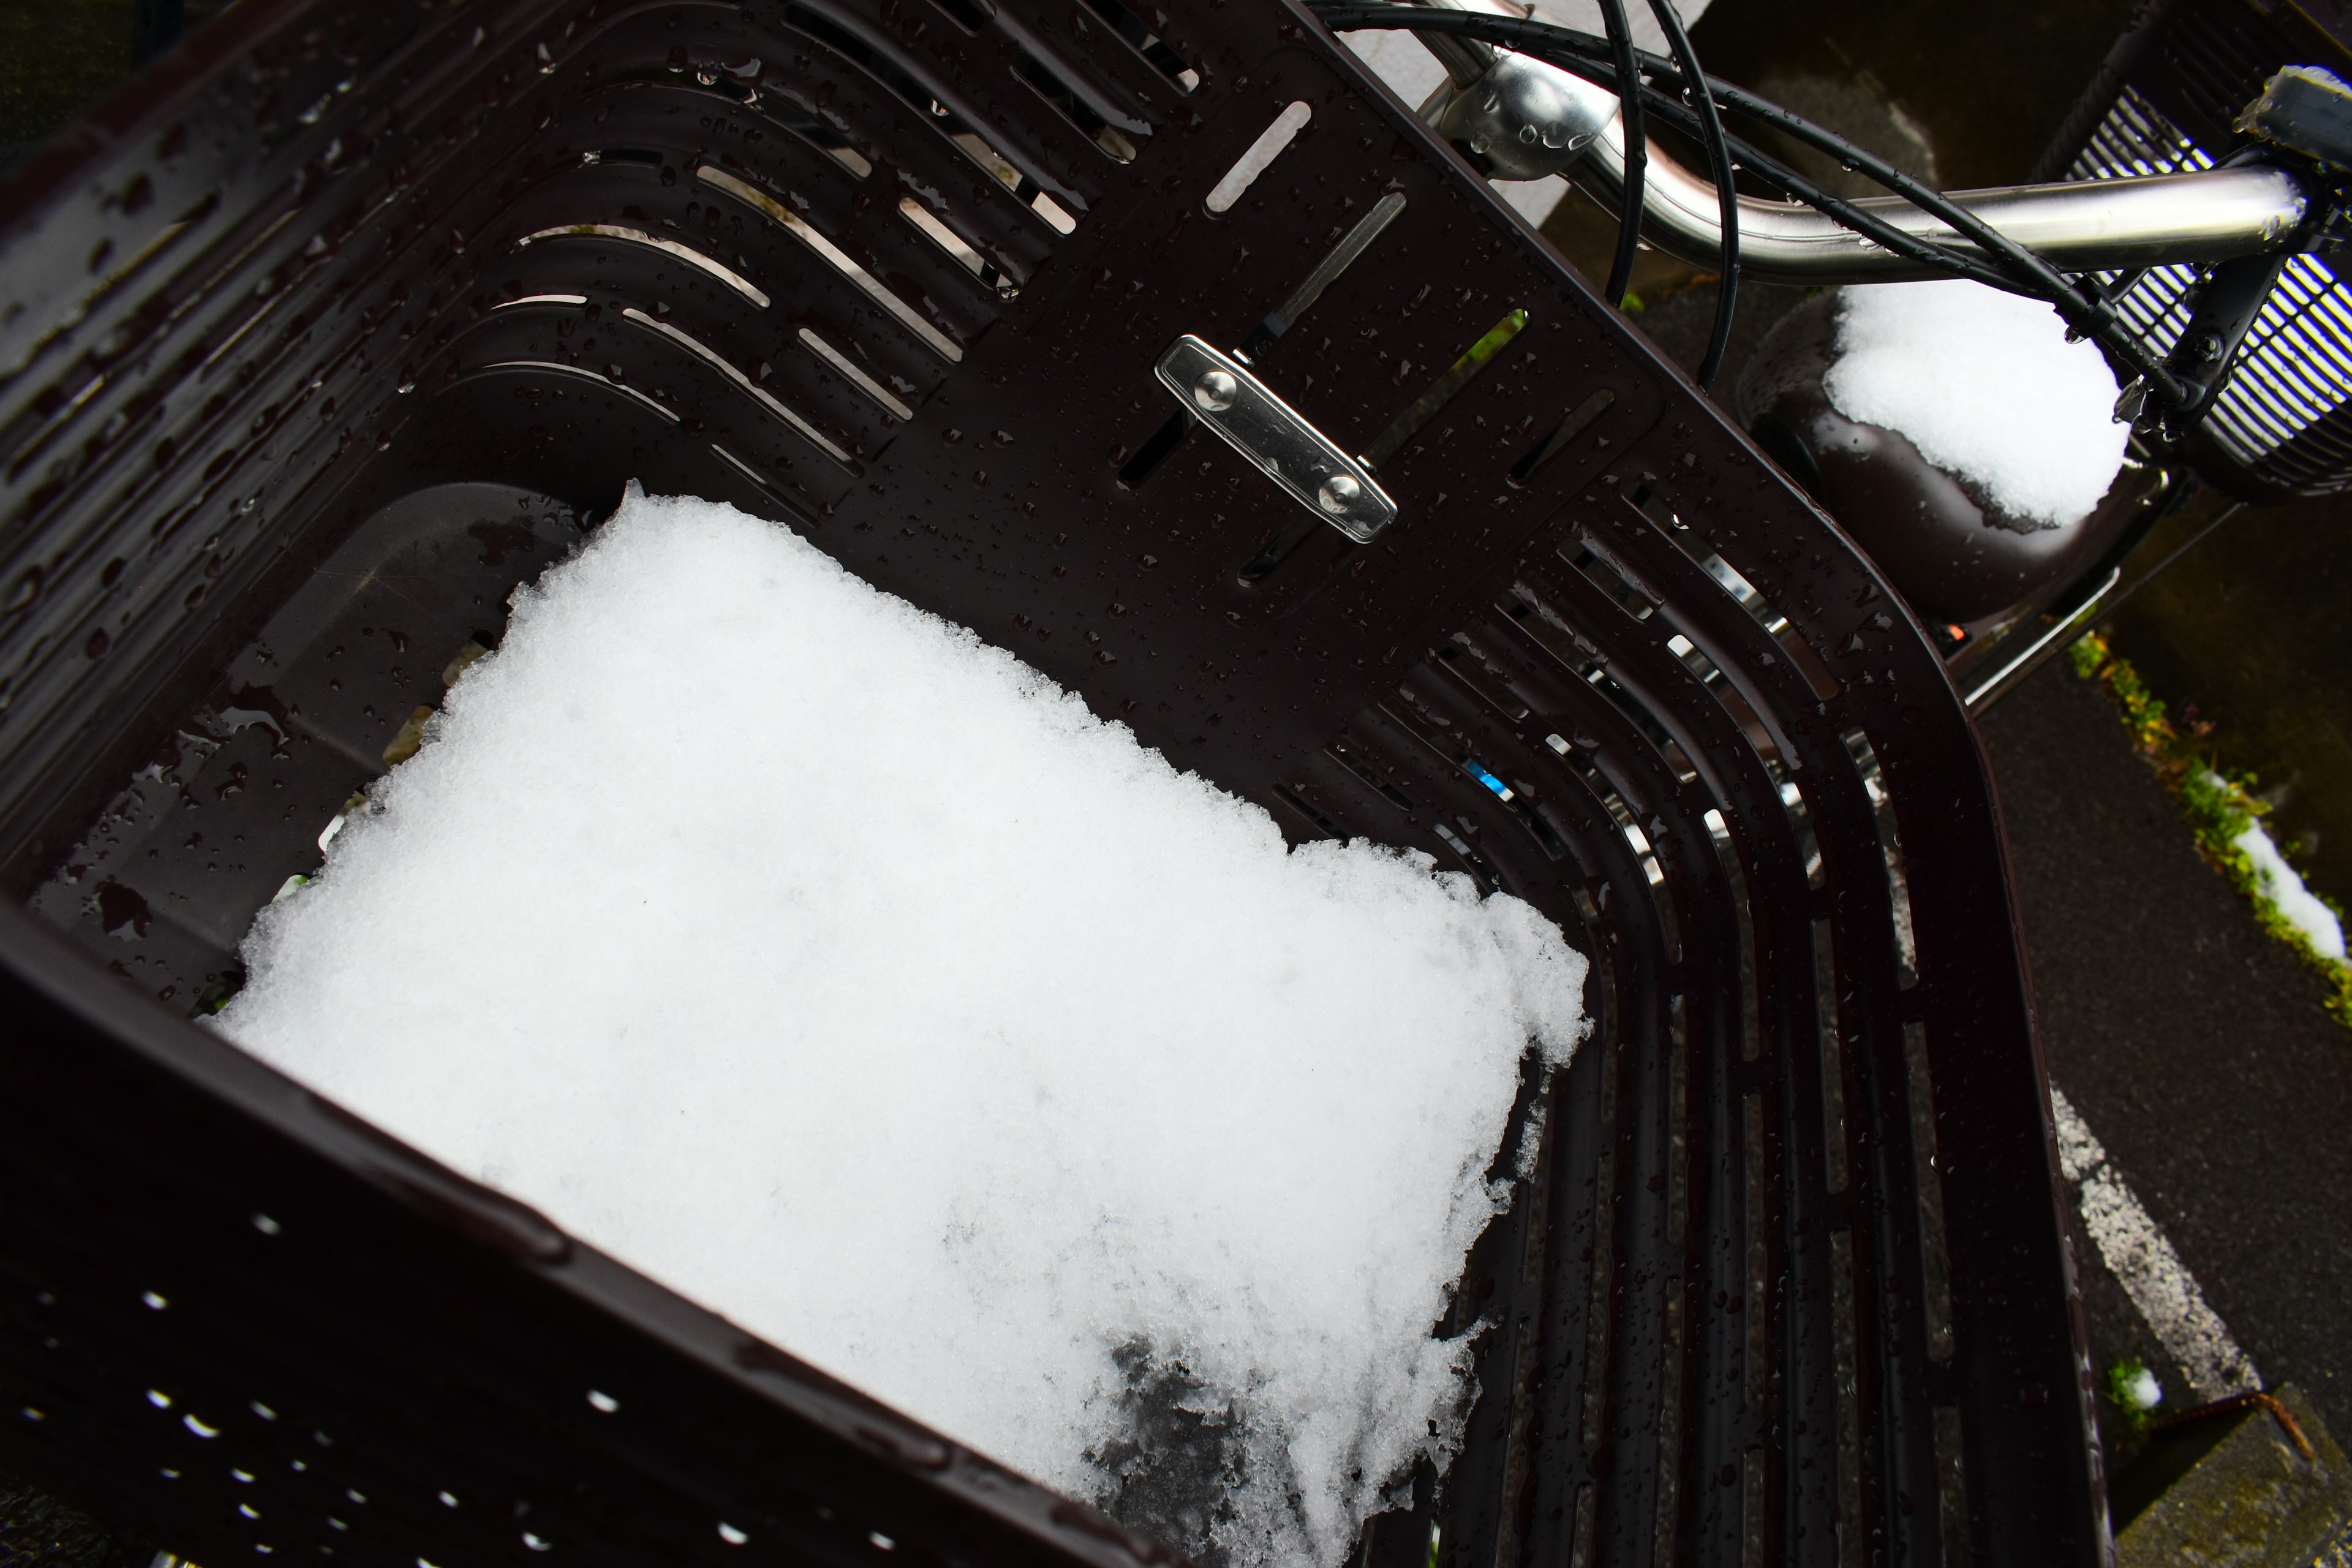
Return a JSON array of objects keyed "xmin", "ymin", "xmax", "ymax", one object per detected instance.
[
  {"xmin": 213, "ymin": 487, "xmax": 1589, "ymax": 1567},
  {"xmin": 1825, "ymin": 280, "xmax": 2128, "ymax": 528}
]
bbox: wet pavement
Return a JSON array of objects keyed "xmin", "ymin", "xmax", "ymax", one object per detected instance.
[{"xmin": 1981, "ymin": 659, "xmax": 2352, "ymax": 1457}]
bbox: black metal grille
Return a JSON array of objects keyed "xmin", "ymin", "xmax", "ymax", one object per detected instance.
[
  {"xmin": 2043, "ymin": 0, "xmax": 2352, "ymax": 498},
  {"xmin": 2065, "ymin": 86, "xmax": 2352, "ymax": 493}
]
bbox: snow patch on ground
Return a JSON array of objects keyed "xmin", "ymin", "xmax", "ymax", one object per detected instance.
[
  {"xmin": 211, "ymin": 488, "xmax": 1589, "ymax": 1568},
  {"xmin": 2226, "ymin": 797, "xmax": 2348, "ymax": 960},
  {"xmin": 1826, "ymin": 280, "xmax": 2128, "ymax": 527}
]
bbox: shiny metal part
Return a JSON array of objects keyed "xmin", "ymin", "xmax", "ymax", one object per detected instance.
[
  {"xmin": 1419, "ymin": 42, "xmax": 2312, "ymax": 281},
  {"xmin": 1436, "ymin": 51, "xmax": 1621, "ymax": 179},
  {"xmin": 1317, "ymin": 473, "xmax": 1363, "ymax": 513},
  {"xmin": 1267, "ymin": 191, "xmax": 1409, "ymax": 331},
  {"xmin": 1578, "ymin": 118, "xmax": 2310, "ymax": 280},
  {"xmin": 1155, "ymin": 336, "xmax": 1397, "ymax": 543},
  {"xmin": 1193, "ymin": 369, "xmax": 1238, "ymax": 412},
  {"xmin": 1407, "ymin": 0, "xmax": 1502, "ymax": 90}
]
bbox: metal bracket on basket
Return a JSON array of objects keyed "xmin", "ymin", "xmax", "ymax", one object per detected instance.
[{"xmin": 1154, "ymin": 336, "xmax": 1396, "ymax": 543}]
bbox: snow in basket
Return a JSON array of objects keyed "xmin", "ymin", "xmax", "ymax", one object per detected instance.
[{"xmin": 211, "ymin": 486, "xmax": 1591, "ymax": 1568}]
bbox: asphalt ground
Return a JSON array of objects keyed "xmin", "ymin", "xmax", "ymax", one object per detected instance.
[{"xmin": 1978, "ymin": 658, "xmax": 2352, "ymax": 1461}]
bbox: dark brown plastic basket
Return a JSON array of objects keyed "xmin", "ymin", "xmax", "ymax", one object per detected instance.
[{"xmin": 0, "ymin": 2, "xmax": 2100, "ymax": 1564}]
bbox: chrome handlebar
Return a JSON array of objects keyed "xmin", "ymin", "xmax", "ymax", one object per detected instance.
[{"xmin": 1420, "ymin": 42, "xmax": 2314, "ymax": 283}]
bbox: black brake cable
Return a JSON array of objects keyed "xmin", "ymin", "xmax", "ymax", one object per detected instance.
[
  {"xmin": 1594, "ymin": 0, "xmax": 1646, "ymax": 308},
  {"xmin": 1323, "ymin": 10, "xmax": 2025, "ymax": 292},
  {"xmin": 1307, "ymin": 2, "xmax": 2196, "ymax": 413},
  {"xmin": 1600, "ymin": 71, "xmax": 2024, "ymax": 292},
  {"xmin": 1643, "ymin": 0, "xmax": 1737, "ymax": 387}
]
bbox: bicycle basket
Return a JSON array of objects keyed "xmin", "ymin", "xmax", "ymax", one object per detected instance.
[{"xmin": 0, "ymin": 2, "xmax": 2097, "ymax": 1564}]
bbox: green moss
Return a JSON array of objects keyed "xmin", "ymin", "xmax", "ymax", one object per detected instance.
[
  {"xmin": 2106, "ymin": 1356, "xmax": 2158, "ymax": 1433},
  {"xmin": 2071, "ymin": 630, "xmax": 2352, "ymax": 1029}
]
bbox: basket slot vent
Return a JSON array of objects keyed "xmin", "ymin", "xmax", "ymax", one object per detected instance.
[
  {"xmin": 620, "ymin": 308, "xmax": 859, "ymax": 470},
  {"xmin": 478, "ymin": 360, "xmax": 676, "ymax": 424},
  {"xmin": 1742, "ymin": 1093, "xmax": 1768, "ymax": 1412},
  {"xmin": 513, "ymin": 225, "xmax": 769, "ymax": 309},
  {"xmin": 1243, "ymin": 190, "xmax": 1408, "ymax": 363},
  {"xmin": 1027, "ymin": 189, "xmax": 1080, "ymax": 234},
  {"xmin": 1493, "ymin": 591, "xmax": 1694, "ymax": 782},
  {"xmin": 1812, "ymin": 919, "xmax": 1849, "ymax": 1194},
  {"xmin": 1509, "ymin": 387, "xmax": 1615, "ymax": 484},
  {"xmin": 796, "ymin": 328, "xmax": 913, "ymax": 422},
  {"xmin": 1236, "ymin": 516, "xmax": 1327, "ymax": 582},
  {"xmin": 1434, "ymin": 640, "xmax": 1529, "ymax": 722},
  {"xmin": 1563, "ymin": 541, "xmax": 1656, "ymax": 623},
  {"xmin": 1902, "ymin": 1022, "xmax": 1955, "ymax": 1363},
  {"xmin": 694, "ymin": 167, "xmax": 962, "ymax": 363},
  {"xmin": 6, "ymin": 197, "xmax": 209, "ymax": 387},
  {"xmin": 1703, "ymin": 809, "xmax": 1759, "ymax": 1064},
  {"xmin": 944, "ymin": 120, "xmax": 1073, "ymax": 228},
  {"xmin": 1665, "ymin": 992, "xmax": 1688, "ymax": 1246},
  {"xmin": 1012, "ymin": 51, "xmax": 1145, "ymax": 162},
  {"xmin": 1498, "ymin": 588, "xmax": 1599, "ymax": 669},
  {"xmin": 1280, "ymin": 787, "xmax": 1340, "ymax": 837},
  {"xmin": 1782, "ymin": 769, "xmax": 1825, "ymax": 891},
  {"xmin": 1741, "ymin": 1447, "xmax": 1766, "ymax": 1568},
  {"xmin": 709, "ymin": 442, "xmax": 801, "ymax": 510},
  {"xmin": 1651, "ymin": 1276, "xmax": 1686, "ymax": 1567},
  {"xmin": 491, "ymin": 293, "xmax": 589, "ymax": 311},
  {"xmin": 1830, "ymin": 1229, "xmax": 1864, "ymax": 1568},
  {"xmin": 1934, "ymin": 1406, "xmax": 1972, "ymax": 1567},
  {"xmin": 1627, "ymin": 483, "xmax": 1841, "ymax": 700},
  {"xmin": 897, "ymin": 198, "xmax": 1022, "ymax": 299},
  {"xmin": 1118, "ymin": 409, "xmax": 1193, "ymax": 488},
  {"xmin": 927, "ymin": 0, "xmax": 990, "ymax": 31},
  {"xmin": 1664, "ymin": 631, "xmax": 1785, "ymax": 774},
  {"xmin": 1381, "ymin": 693, "xmax": 1569, "ymax": 862},
  {"xmin": 780, "ymin": 3, "xmax": 1080, "ymax": 225},
  {"xmin": 1077, "ymin": 0, "xmax": 1199, "ymax": 92},
  {"xmin": 1362, "ymin": 309, "xmax": 1530, "ymax": 473},
  {"xmin": 1544, "ymin": 733, "xmax": 1681, "ymax": 960},
  {"xmin": 1574, "ymin": 925, "xmax": 1621, "ymax": 1449},
  {"xmin": 790, "ymin": 130, "xmax": 876, "ymax": 179},
  {"xmin": 1324, "ymin": 738, "xmax": 1414, "ymax": 812},
  {"xmin": 1840, "ymin": 727, "xmax": 1918, "ymax": 989},
  {"xmin": 1205, "ymin": 100, "xmax": 1310, "ymax": 214},
  {"xmin": 1431, "ymin": 820, "xmax": 1501, "ymax": 894},
  {"xmin": 5, "ymin": 371, "xmax": 111, "ymax": 483}
]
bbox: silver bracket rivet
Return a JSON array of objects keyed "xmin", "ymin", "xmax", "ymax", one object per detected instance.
[
  {"xmin": 1193, "ymin": 369, "xmax": 1238, "ymax": 412},
  {"xmin": 1317, "ymin": 474, "xmax": 1362, "ymax": 514}
]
